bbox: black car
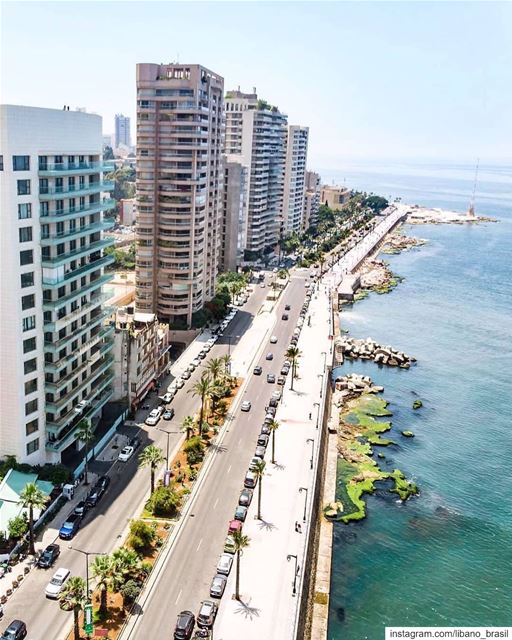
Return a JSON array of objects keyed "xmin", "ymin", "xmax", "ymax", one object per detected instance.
[
  {"xmin": 85, "ymin": 488, "xmax": 100, "ymax": 508},
  {"xmin": 253, "ymin": 366, "xmax": 263, "ymax": 376},
  {"xmin": 285, "ymin": 304, "xmax": 291, "ymax": 310},
  {"xmin": 0, "ymin": 620, "xmax": 27, "ymax": 640},
  {"xmin": 97, "ymin": 475, "xmax": 110, "ymax": 492},
  {"xmin": 281, "ymin": 314, "xmax": 289, "ymax": 321},
  {"xmin": 73, "ymin": 500, "xmax": 88, "ymax": 517},
  {"xmin": 174, "ymin": 610, "xmax": 195, "ymax": 640},
  {"xmin": 37, "ymin": 544, "xmax": 60, "ymax": 569},
  {"xmin": 129, "ymin": 436, "xmax": 141, "ymax": 450}
]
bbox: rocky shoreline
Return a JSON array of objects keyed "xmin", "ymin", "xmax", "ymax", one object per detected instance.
[{"xmin": 335, "ymin": 336, "xmax": 416, "ymax": 368}]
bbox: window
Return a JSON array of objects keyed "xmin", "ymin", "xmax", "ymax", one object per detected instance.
[
  {"xmin": 22, "ymin": 294, "xmax": 35, "ymax": 310},
  {"xmin": 21, "ymin": 272, "xmax": 34, "ymax": 288},
  {"xmin": 26, "ymin": 438, "xmax": 40, "ymax": 455},
  {"xmin": 23, "ymin": 337, "xmax": 36, "ymax": 354},
  {"xmin": 25, "ymin": 378, "xmax": 38, "ymax": 395},
  {"xmin": 40, "ymin": 201, "xmax": 49, "ymax": 217},
  {"xmin": 25, "ymin": 399, "xmax": 38, "ymax": 415},
  {"xmin": 20, "ymin": 250, "xmax": 33, "ymax": 265},
  {"xmin": 39, "ymin": 156, "xmax": 48, "ymax": 170},
  {"xmin": 24, "ymin": 358, "xmax": 37, "ymax": 374},
  {"xmin": 19, "ymin": 226, "xmax": 33, "ymax": 243},
  {"xmin": 18, "ymin": 203, "xmax": 32, "ymax": 219},
  {"xmin": 13, "ymin": 155, "xmax": 30, "ymax": 171},
  {"xmin": 17, "ymin": 179, "xmax": 31, "ymax": 195},
  {"xmin": 26, "ymin": 419, "xmax": 39, "ymax": 436},
  {"xmin": 0, "ymin": 155, "xmax": 3, "ymax": 170},
  {"xmin": 22, "ymin": 315, "xmax": 36, "ymax": 332}
]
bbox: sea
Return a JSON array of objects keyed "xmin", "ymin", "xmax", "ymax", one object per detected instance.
[{"xmin": 324, "ymin": 161, "xmax": 512, "ymax": 639}]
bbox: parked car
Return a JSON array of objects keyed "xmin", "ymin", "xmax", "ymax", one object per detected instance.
[
  {"xmin": 85, "ymin": 488, "xmax": 100, "ymax": 508},
  {"xmin": 277, "ymin": 376, "xmax": 286, "ymax": 385},
  {"xmin": 260, "ymin": 424, "xmax": 270, "ymax": 435},
  {"xmin": 269, "ymin": 397, "xmax": 279, "ymax": 408},
  {"xmin": 257, "ymin": 434, "xmax": 269, "ymax": 447},
  {"xmin": 266, "ymin": 405, "xmax": 277, "ymax": 417},
  {"xmin": 234, "ymin": 505, "xmax": 248, "ymax": 522},
  {"xmin": 228, "ymin": 519, "xmax": 243, "ymax": 534},
  {"xmin": 267, "ymin": 373, "xmax": 276, "ymax": 384},
  {"xmin": 163, "ymin": 408, "xmax": 175, "ymax": 421},
  {"xmin": 281, "ymin": 314, "xmax": 289, "ymax": 321},
  {"xmin": 270, "ymin": 336, "xmax": 278, "ymax": 344},
  {"xmin": 173, "ymin": 610, "xmax": 195, "ymax": 640},
  {"xmin": 280, "ymin": 365, "xmax": 290, "ymax": 375},
  {"xmin": 198, "ymin": 351, "xmax": 207, "ymax": 359},
  {"xmin": 0, "ymin": 620, "xmax": 27, "ymax": 640},
  {"xmin": 223, "ymin": 535, "xmax": 236, "ymax": 554},
  {"xmin": 265, "ymin": 352, "xmax": 273, "ymax": 360},
  {"xmin": 285, "ymin": 304, "xmax": 291, "ymax": 310},
  {"xmin": 197, "ymin": 601, "xmax": 217, "ymax": 628},
  {"xmin": 192, "ymin": 358, "xmax": 201, "ymax": 368},
  {"xmin": 182, "ymin": 370, "xmax": 191, "ymax": 380},
  {"xmin": 209, "ymin": 574, "xmax": 227, "ymax": 599},
  {"xmin": 37, "ymin": 544, "xmax": 60, "ymax": 569},
  {"xmin": 253, "ymin": 366, "xmax": 262, "ymax": 376},
  {"xmin": 45, "ymin": 567, "xmax": 70, "ymax": 599},
  {"xmin": 97, "ymin": 475, "xmax": 110, "ymax": 492},
  {"xmin": 241, "ymin": 401, "xmax": 251, "ymax": 412},
  {"xmin": 176, "ymin": 378, "xmax": 185, "ymax": 389},
  {"xmin": 216, "ymin": 553, "xmax": 233, "ymax": 576},
  {"xmin": 145, "ymin": 407, "xmax": 163, "ymax": 426},
  {"xmin": 118, "ymin": 445, "xmax": 134, "ymax": 462},
  {"xmin": 128, "ymin": 436, "xmax": 141, "ymax": 450},
  {"xmin": 160, "ymin": 392, "xmax": 173, "ymax": 404},
  {"xmin": 59, "ymin": 514, "xmax": 81, "ymax": 540},
  {"xmin": 254, "ymin": 446, "xmax": 266, "ymax": 459},
  {"xmin": 272, "ymin": 390, "xmax": 282, "ymax": 401},
  {"xmin": 73, "ymin": 501, "xmax": 88, "ymax": 517},
  {"xmin": 239, "ymin": 488, "xmax": 253, "ymax": 506},
  {"xmin": 244, "ymin": 471, "xmax": 257, "ymax": 488}
]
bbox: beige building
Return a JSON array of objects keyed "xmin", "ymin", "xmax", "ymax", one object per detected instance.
[
  {"xmin": 303, "ymin": 170, "xmax": 321, "ymax": 230},
  {"xmin": 282, "ymin": 126, "xmax": 309, "ymax": 236},
  {"xmin": 320, "ymin": 185, "xmax": 351, "ymax": 210},
  {"xmin": 220, "ymin": 161, "xmax": 247, "ymax": 272},
  {"xmin": 225, "ymin": 89, "xmax": 287, "ymax": 258},
  {"xmin": 111, "ymin": 307, "xmax": 171, "ymax": 412},
  {"xmin": 135, "ymin": 63, "xmax": 224, "ymax": 327},
  {"xmin": 119, "ymin": 197, "xmax": 136, "ymax": 225}
]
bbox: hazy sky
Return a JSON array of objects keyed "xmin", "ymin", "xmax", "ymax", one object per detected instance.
[{"xmin": 1, "ymin": 1, "xmax": 511, "ymax": 168}]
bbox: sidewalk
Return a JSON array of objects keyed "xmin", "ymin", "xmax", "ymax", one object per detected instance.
[{"xmin": 214, "ymin": 282, "xmax": 331, "ymax": 640}]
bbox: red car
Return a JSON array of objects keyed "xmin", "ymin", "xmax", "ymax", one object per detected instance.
[{"xmin": 228, "ymin": 519, "xmax": 242, "ymax": 534}]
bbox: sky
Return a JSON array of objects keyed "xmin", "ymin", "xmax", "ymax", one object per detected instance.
[{"xmin": 1, "ymin": 1, "xmax": 511, "ymax": 169}]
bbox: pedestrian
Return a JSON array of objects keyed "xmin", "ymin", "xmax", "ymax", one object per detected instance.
[
  {"xmin": 309, "ymin": 412, "xmax": 312, "ymax": 420},
  {"xmin": 295, "ymin": 521, "xmax": 299, "ymax": 532},
  {"xmin": 297, "ymin": 524, "xmax": 302, "ymax": 534}
]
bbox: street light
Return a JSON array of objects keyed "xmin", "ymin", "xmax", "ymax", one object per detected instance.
[
  {"xmin": 313, "ymin": 402, "xmax": 321, "ymax": 429},
  {"xmin": 68, "ymin": 546, "xmax": 106, "ymax": 602},
  {"xmin": 318, "ymin": 373, "xmax": 324, "ymax": 398},
  {"xmin": 321, "ymin": 351, "xmax": 327, "ymax": 370},
  {"xmin": 155, "ymin": 427, "xmax": 179, "ymax": 470},
  {"xmin": 306, "ymin": 438, "xmax": 314, "ymax": 470},
  {"xmin": 299, "ymin": 487, "xmax": 308, "ymax": 523},
  {"xmin": 286, "ymin": 554, "xmax": 300, "ymax": 597}
]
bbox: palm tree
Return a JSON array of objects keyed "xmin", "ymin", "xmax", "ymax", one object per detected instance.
[
  {"xmin": 268, "ymin": 420, "xmax": 280, "ymax": 464},
  {"xmin": 91, "ymin": 554, "xmax": 111, "ymax": 616},
  {"xmin": 277, "ymin": 268, "xmax": 289, "ymax": 280},
  {"xmin": 181, "ymin": 415, "xmax": 194, "ymax": 440},
  {"xmin": 18, "ymin": 482, "xmax": 48, "ymax": 555},
  {"xmin": 206, "ymin": 357, "xmax": 223, "ymax": 384},
  {"xmin": 59, "ymin": 576, "xmax": 86, "ymax": 640},
  {"xmin": 285, "ymin": 346, "xmax": 302, "ymax": 391},
  {"xmin": 189, "ymin": 373, "xmax": 214, "ymax": 425},
  {"xmin": 138, "ymin": 444, "xmax": 165, "ymax": 494},
  {"xmin": 76, "ymin": 418, "xmax": 94, "ymax": 485},
  {"xmin": 232, "ymin": 529, "xmax": 250, "ymax": 601},
  {"xmin": 110, "ymin": 547, "xmax": 141, "ymax": 590},
  {"xmin": 253, "ymin": 460, "xmax": 266, "ymax": 520},
  {"xmin": 220, "ymin": 353, "xmax": 232, "ymax": 378}
]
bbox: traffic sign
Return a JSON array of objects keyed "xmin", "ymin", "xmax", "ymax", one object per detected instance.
[{"xmin": 84, "ymin": 603, "xmax": 94, "ymax": 636}]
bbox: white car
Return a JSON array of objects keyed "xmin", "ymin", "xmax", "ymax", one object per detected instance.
[
  {"xmin": 160, "ymin": 392, "xmax": 173, "ymax": 404},
  {"xmin": 216, "ymin": 553, "xmax": 233, "ymax": 576},
  {"xmin": 182, "ymin": 370, "xmax": 191, "ymax": 380},
  {"xmin": 118, "ymin": 446, "xmax": 134, "ymax": 462},
  {"xmin": 270, "ymin": 336, "xmax": 278, "ymax": 344},
  {"xmin": 175, "ymin": 378, "xmax": 185, "ymax": 389},
  {"xmin": 145, "ymin": 408, "xmax": 162, "ymax": 426},
  {"xmin": 241, "ymin": 401, "xmax": 251, "ymax": 412},
  {"xmin": 192, "ymin": 358, "xmax": 201, "ymax": 367},
  {"xmin": 45, "ymin": 567, "xmax": 70, "ymax": 599},
  {"xmin": 187, "ymin": 363, "xmax": 196, "ymax": 372}
]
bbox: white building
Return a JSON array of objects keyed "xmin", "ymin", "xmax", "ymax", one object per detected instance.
[
  {"xmin": 120, "ymin": 198, "xmax": 136, "ymax": 226},
  {"xmin": 0, "ymin": 105, "xmax": 116, "ymax": 465},
  {"xmin": 283, "ymin": 125, "xmax": 309, "ymax": 236},
  {"xmin": 114, "ymin": 114, "xmax": 131, "ymax": 149}
]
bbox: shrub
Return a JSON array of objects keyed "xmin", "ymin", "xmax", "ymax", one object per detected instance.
[
  {"xmin": 128, "ymin": 519, "xmax": 156, "ymax": 552},
  {"xmin": 8, "ymin": 514, "xmax": 28, "ymax": 540},
  {"xmin": 146, "ymin": 486, "xmax": 180, "ymax": 518},
  {"xmin": 121, "ymin": 579, "xmax": 141, "ymax": 609},
  {"xmin": 183, "ymin": 436, "xmax": 205, "ymax": 466}
]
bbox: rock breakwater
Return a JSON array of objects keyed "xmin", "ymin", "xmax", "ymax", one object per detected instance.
[{"xmin": 336, "ymin": 336, "xmax": 416, "ymax": 368}]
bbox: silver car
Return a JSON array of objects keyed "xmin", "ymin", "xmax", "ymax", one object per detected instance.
[
  {"xmin": 209, "ymin": 574, "xmax": 227, "ymax": 598},
  {"xmin": 216, "ymin": 553, "xmax": 233, "ymax": 576}
]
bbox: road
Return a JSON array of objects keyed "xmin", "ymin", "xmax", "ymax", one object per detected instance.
[
  {"xmin": 0, "ymin": 277, "xmax": 272, "ymax": 640},
  {"xmin": 121, "ymin": 273, "xmax": 309, "ymax": 639}
]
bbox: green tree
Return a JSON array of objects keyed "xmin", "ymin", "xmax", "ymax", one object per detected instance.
[
  {"xmin": 220, "ymin": 353, "xmax": 232, "ymax": 377},
  {"xmin": 59, "ymin": 576, "xmax": 86, "ymax": 640},
  {"xmin": 181, "ymin": 415, "xmax": 195, "ymax": 440},
  {"xmin": 253, "ymin": 460, "xmax": 266, "ymax": 520},
  {"xmin": 110, "ymin": 547, "xmax": 141, "ymax": 591},
  {"xmin": 147, "ymin": 485, "xmax": 180, "ymax": 517},
  {"xmin": 285, "ymin": 346, "xmax": 302, "ymax": 391},
  {"xmin": 103, "ymin": 145, "xmax": 114, "ymax": 160},
  {"xmin": 183, "ymin": 436, "xmax": 205, "ymax": 466},
  {"xmin": 120, "ymin": 579, "xmax": 141, "ymax": 610},
  {"xmin": 232, "ymin": 530, "xmax": 250, "ymax": 600},
  {"xmin": 268, "ymin": 420, "xmax": 280, "ymax": 464},
  {"xmin": 76, "ymin": 419, "xmax": 94, "ymax": 486},
  {"xmin": 189, "ymin": 373, "xmax": 214, "ymax": 425},
  {"xmin": 205, "ymin": 357, "xmax": 223, "ymax": 384},
  {"xmin": 128, "ymin": 519, "xmax": 156, "ymax": 552},
  {"xmin": 91, "ymin": 554, "xmax": 111, "ymax": 616},
  {"xmin": 18, "ymin": 482, "xmax": 49, "ymax": 555},
  {"xmin": 7, "ymin": 514, "xmax": 28, "ymax": 540},
  {"xmin": 138, "ymin": 445, "xmax": 165, "ymax": 494}
]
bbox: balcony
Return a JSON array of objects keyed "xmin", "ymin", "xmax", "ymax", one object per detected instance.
[
  {"xmin": 39, "ymin": 181, "xmax": 114, "ymax": 200},
  {"xmin": 41, "ymin": 218, "xmax": 115, "ymax": 245},
  {"xmin": 44, "ymin": 308, "xmax": 112, "ymax": 353},
  {"xmin": 40, "ymin": 198, "xmax": 116, "ymax": 222},
  {"xmin": 39, "ymin": 161, "xmax": 115, "ymax": 176},
  {"xmin": 41, "ymin": 238, "xmax": 115, "ymax": 268},
  {"xmin": 44, "ymin": 327, "xmax": 115, "ymax": 374},
  {"xmin": 44, "ymin": 292, "xmax": 110, "ymax": 332},
  {"xmin": 43, "ymin": 273, "xmax": 113, "ymax": 311},
  {"xmin": 42, "ymin": 254, "xmax": 115, "ymax": 287}
]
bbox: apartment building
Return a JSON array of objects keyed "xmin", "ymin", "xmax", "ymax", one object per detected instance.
[
  {"xmin": 225, "ymin": 89, "xmax": 287, "ymax": 258},
  {"xmin": 114, "ymin": 114, "xmax": 131, "ymax": 149},
  {"xmin": 320, "ymin": 184, "xmax": 351, "ymax": 210},
  {"xmin": 303, "ymin": 170, "xmax": 321, "ymax": 230},
  {"xmin": 135, "ymin": 63, "xmax": 224, "ymax": 327},
  {"xmin": 0, "ymin": 105, "xmax": 116, "ymax": 464},
  {"xmin": 282, "ymin": 126, "xmax": 309, "ymax": 236},
  {"xmin": 111, "ymin": 306, "xmax": 171, "ymax": 412},
  {"xmin": 220, "ymin": 161, "xmax": 247, "ymax": 272}
]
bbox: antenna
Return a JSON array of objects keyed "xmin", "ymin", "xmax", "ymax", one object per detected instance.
[{"xmin": 468, "ymin": 158, "xmax": 479, "ymax": 217}]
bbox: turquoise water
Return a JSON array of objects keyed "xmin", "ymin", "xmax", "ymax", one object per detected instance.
[{"xmin": 327, "ymin": 163, "xmax": 512, "ymax": 638}]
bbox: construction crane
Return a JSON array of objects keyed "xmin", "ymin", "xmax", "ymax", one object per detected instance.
[{"xmin": 468, "ymin": 158, "xmax": 479, "ymax": 217}]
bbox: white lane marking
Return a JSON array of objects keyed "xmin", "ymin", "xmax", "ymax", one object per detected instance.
[
  {"xmin": 213, "ymin": 498, "xmax": 219, "ymax": 509},
  {"xmin": 175, "ymin": 588, "xmax": 182, "ymax": 605},
  {"xmin": 227, "ymin": 464, "xmax": 232, "ymax": 474},
  {"xmin": 196, "ymin": 538, "xmax": 203, "ymax": 552}
]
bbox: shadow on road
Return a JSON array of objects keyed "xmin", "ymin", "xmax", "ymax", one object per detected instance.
[
  {"xmin": 257, "ymin": 519, "xmax": 277, "ymax": 532},
  {"xmin": 234, "ymin": 597, "xmax": 261, "ymax": 620}
]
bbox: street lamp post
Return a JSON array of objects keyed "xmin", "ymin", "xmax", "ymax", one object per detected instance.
[
  {"xmin": 68, "ymin": 546, "xmax": 106, "ymax": 602},
  {"xmin": 299, "ymin": 487, "xmax": 308, "ymax": 523},
  {"xmin": 286, "ymin": 554, "xmax": 299, "ymax": 597},
  {"xmin": 318, "ymin": 373, "xmax": 324, "ymax": 398},
  {"xmin": 313, "ymin": 402, "xmax": 320, "ymax": 429},
  {"xmin": 155, "ymin": 427, "xmax": 179, "ymax": 470},
  {"xmin": 321, "ymin": 351, "xmax": 327, "ymax": 370},
  {"xmin": 306, "ymin": 438, "xmax": 314, "ymax": 470}
]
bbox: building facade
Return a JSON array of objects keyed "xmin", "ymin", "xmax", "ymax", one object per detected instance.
[
  {"xmin": 135, "ymin": 63, "xmax": 224, "ymax": 327},
  {"xmin": 225, "ymin": 89, "xmax": 287, "ymax": 258},
  {"xmin": 119, "ymin": 197, "xmax": 136, "ymax": 226},
  {"xmin": 282, "ymin": 126, "xmax": 309, "ymax": 237},
  {"xmin": 303, "ymin": 170, "xmax": 321, "ymax": 230},
  {"xmin": 114, "ymin": 114, "xmax": 131, "ymax": 149},
  {"xmin": 320, "ymin": 185, "xmax": 351, "ymax": 210},
  {"xmin": 0, "ymin": 105, "xmax": 116, "ymax": 464},
  {"xmin": 220, "ymin": 161, "xmax": 247, "ymax": 272}
]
